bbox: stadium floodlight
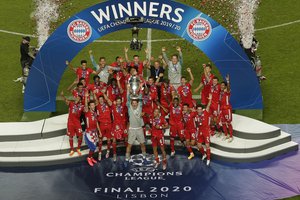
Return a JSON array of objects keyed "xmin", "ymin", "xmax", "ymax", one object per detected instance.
[{"xmin": 125, "ymin": 17, "xmax": 144, "ymax": 51}]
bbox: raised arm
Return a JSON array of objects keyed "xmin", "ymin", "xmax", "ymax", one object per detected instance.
[
  {"xmin": 103, "ymin": 90, "xmax": 112, "ymax": 106},
  {"xmin": 126, "ymin": 84, "xmax": 131, "ymax": 108},
  {"xmin": 60, "ymin": 91, "xmax": 70, "ymax": 105},
  {"xmin": 177, "ymin": 46, "xmax": 183, "ymax": 65},
  {"xmin": 206, "ymin": 94, "xmax": 212, "ymax": 112},
  {"xmin": 116, "ymin": 75, "xmax": 124, "ymax": 94},
  {"xmin": 162, "ymin": 47, "xmax": 170, "ymax": 64},
  {"xmin": 124, "ymin": 47, "xmax": 129, "ymax": 62},
  {"xmin": 89, "ymin": 50, "xmax": 99, "ymax": 70},
  {"xmin": 66, "ymin": 60, "xmax": 76, "ymax": 73},
  {"xmin": 187, "ymin": 68, "xmax": 194, "ymax": 86},
  {"xmin": 226, "ymin": 74, "xmax": 231, "ymax": 92}
]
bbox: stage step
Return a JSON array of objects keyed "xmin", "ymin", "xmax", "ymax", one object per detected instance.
[{"xmin": 210, "ymin": 141, "xmax": 298, "ymax": 163}]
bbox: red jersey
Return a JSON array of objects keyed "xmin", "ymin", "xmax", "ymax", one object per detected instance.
[
  {"xmin": 142, "ymin": 93, "xmax": 156, "ymax": 114},
  {"xmin": 201, "ymin": 74, "xmax": 214, "ymax": 92},
  {"xmin": 112, "ymin": 104, "xmax": 127, "ymax": 124},
  {"xmin": 194, "ymin": 110, "xmax": 210, "ymax": 129},
  {"xmin": 96, "ymin": 103, "xmax": 112, "ymax": 124},
  {"xmin": 87, "ymin": 82, "xmax": 107, "ymax": 98},
  {"xmin": 68, "ymin": 102, "xmax": 84, "ymax": 126},
  {"xmin": 169, "ymin": 103, "xmax": 183, "ymax": 126},
  {"xmin": 160, "ymin": 84, "xmax": 174, "ymax": 106},
  {"xmin": 150, "ymin": 116, "xmax": 168, "ymax": 137},
  {"xmin": 183, "ymin": 111, "xmax": 196, "ymax": 130},
  {"xmin": 85, "ymin": 110, "xmax": 98, "ymax": 131},
  {"xmin": 177, "ymin": 83, "xmax": 193, "ymax": 105},
  {"xmin": 76, "ymin": 68, "xmax": 94, "ymax": 83},
  {"xmin": 107, "ymin": 85, "xmax": 121, "ymax": 102},
  {"xmin": 72, "ymin": 88, "xmax": 89, "ymax": 103},
  {"xmin": 149, "ymin": 84, "xmax": 158, "ymax": 101},
  {"xmin": 128, "ymin": 62, "xmax": 144, "ymax": 76},
  {"xmin": 210, "ymin": 84, "xmax": 221, "ymax": 104},
  {"xmin": 113, "ymin": 71, "xmax": 126, "ymax": 90},
  {"xmin": 220, "ymin": 91, "xmax": 231, "ymax": 110}
]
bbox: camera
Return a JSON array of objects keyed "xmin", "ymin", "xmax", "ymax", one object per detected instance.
[{"xmin": 125, "ymin": 17, "xmax": 145, "ymax": 51}]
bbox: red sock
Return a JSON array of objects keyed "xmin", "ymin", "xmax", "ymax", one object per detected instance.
[
  {"xmin": 69, "ymin": 137, "xmax": 74, "ymax": 150},
  {"xmin": 187, "ymin": 146, "xmax": 193, "ymax": 153},
  {"xmin": 228, "ymin": 124, "xmax": 233, "ymax": 137},
  {"xmin": 206, "ymin": 147, "xmax": 211, "ymax": 160},
  {"xmin": 77, "ymin": 138, "xmax": 82, "ymax": 149},
  {"xmin": 88, "ymin": 150, "xmax": 94, "ymax": 158},
  {"xmin": 112, "ymin": 142, "xmax": 117, "ymax": 154},
  {"xmin": 199, "ymin": 146, "xmax": 205, "ymax": 155},
  {"xmin": 170, "ymin": 138, "xmax": 175, "ymax": 152},
  {"xmin": 107, "ymin": 141, "xmax": 111, "ymax": 152},
  {"xmin": 155, "ymin": 157, "xmax": 159, "ymax": 163},
  {"xmin": 222, "ymin": 124, "xmax": 228, "ymax": 136}
]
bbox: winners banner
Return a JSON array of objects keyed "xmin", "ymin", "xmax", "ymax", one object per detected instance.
[{"xmin": 24, "ymin": 0, "xmax": 263, "ymax": 111}]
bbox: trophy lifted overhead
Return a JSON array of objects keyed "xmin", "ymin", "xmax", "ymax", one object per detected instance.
[{"xmin": 128, "ymin": 73, "xmax": 141, "ymax": 100}]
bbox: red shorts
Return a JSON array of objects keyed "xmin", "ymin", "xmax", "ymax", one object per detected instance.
[
  {"xmin": 170, "ymin": 123, "xmax": 184, "ymax": 139},
  {"xmin": 67, "ymin": 123, "xmax": 83, "ymax": 137},
  {"xmin": 151, "ymin": 135, "xmax": 165, "ymax": 147},
  {"xmin": 210, "ymin": 102, "xmax": 220, "ymax": 117},
  {"xmin": 100, "ymin": 123, "xmax": 112, "ymax": 139},
  {"xmin": 197, "ymin": 127, "xmax": 210, "ymax": 144},
  {"xmin": 220, "ymin": 108, "xmax": 232, "ymax": 123},
  {"xmin": 112, "ymin": 122, "xmax": 127, "ymax": 140},
  {"xmin": 184, "ymin": 129, "xmax": 196, "ymax": 140}
]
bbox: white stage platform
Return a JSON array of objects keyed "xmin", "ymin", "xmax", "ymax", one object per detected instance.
[{"xmin": 0, "ymin": 114, "xmax": 298, "ymax": 167}]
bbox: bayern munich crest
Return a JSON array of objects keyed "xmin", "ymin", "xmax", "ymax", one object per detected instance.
[
  {"xmin": 67, "ymin": 19, "xmax": 92, "ymax": 43},
  {"xmin": 187, "ymin": 17, "xmax": 212, "ymax": 41}
]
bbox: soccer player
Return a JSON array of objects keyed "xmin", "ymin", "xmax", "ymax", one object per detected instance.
[
  {"xmin": 84, "ymin": 93, "xmax": 101, "ymax": 167},
  {"xmin": 162, "ymin": 46, "xmax": 183, "ymax": 89},
  {"xmin": 194, "ymin": 64, "xmax": 215, "ymax": 106},
  {"xmin": 156, "ymin": 77, "xmax": 176, "ymax": 117},
  {"xmin": 142, "ymin": 85, "xmax": 157, "ymax": 136},
  {"xmin": 177, "ymin": 68, "xmax": 195, "ymax": 108},
  {"xmin": 220, "ymin": 75, "xmax": 233, "ymax": 142},
  {"xmin": 125, "ymin": 87, "xmax": 147, "ymax": 162},
  {"xmin": 66, "ymin": 60, "xmax": 98, "ymax": 84},
  {"xmin": 111, "ymin": 96, "xmax": 128, "ymax": 162},
  {"xmin": 210, "ymin": 77, "xmax": 221, "ymax": 135},
  {"xmin": 89, "ymin": 50, "xmax": 121, "ymax": 84},
  {"xmin": 169, "ymin": 97, "xmax": 185, "ymax": 157},
  {"xmin": 182, "ymin": 104, "xmax": 197, "ymax": 160},
  {"xmin": 61, "ymin": 91, "xmax": 84, "ymax": 156},
  {"xmin": 95, "ymin": 92, "xmax": 113, "ymax": 161},
  {"xmin": 124, "ymin": 47, "xmax": 147, "ymax": 76},
  {"xmin": 107, "ymin": 78, "xmax": 122, "ymax": 102},
  {"xmin": 87, "ymin": 75, "xmax": 107, "ymax": 99},
  {"xmin": 195, "ymin": 94, "xmax": 213, "ymax": 166},
  {"xmin": 149, "ymin": 108, "xmax": 168, "ymax": 170}
]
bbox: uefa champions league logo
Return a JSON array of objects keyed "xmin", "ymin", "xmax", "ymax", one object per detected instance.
[
  {"xmin": 67, "ymin": 19, "xmax": 92, "ymax": 43},
  {"xmin": 187, "ymin": 17, "xmax": 212, "ymax": 41},
  {"xmin": 129, "ymin": 154, "xmax": 162, "ymax": 172}
]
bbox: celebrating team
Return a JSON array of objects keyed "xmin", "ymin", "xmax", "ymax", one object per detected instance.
[{"xmin": 61, "ymin": 47, "xmax": 233, "ymax": 168}]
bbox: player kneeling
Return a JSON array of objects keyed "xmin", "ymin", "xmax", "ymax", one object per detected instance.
[
  {"xmin": 150, "ymin": 109, "xmax": 168, "ymax": 170},
  {"xmin": 195, "ymin": 95, "xmax": 212, "ymax": 166}
]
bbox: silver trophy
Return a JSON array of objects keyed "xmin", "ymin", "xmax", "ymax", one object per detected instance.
[{"xmin": 129, "ymin": 75, "xmax": 141, "ymax": 99}]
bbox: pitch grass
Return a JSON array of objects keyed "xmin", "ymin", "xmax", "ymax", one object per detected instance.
[{"xmin": 0, "ymin": 0, "xmax": 300, "ymax": 124}]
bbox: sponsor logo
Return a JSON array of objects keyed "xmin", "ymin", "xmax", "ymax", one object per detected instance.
[
  {"xmin": 67, "ymin": 19, "xmax": 92, "ymax": 43},
  {"xmin": 187, "ymin": 17, "xmax": 212, "ymax": 41}
]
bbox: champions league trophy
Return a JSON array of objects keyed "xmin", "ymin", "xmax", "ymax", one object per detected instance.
[{"xmin": 129, "ymin": 75, "xmax": 141, "ymax": 99}]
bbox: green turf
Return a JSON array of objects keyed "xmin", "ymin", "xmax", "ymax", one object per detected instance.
[{"xmin": 0, "ymin": 0, "xmax": 300, "ymax": 124}]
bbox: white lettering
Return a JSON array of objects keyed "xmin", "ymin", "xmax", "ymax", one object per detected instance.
[
  {"xmin": 118, "ymin": 2, "xmax": 132, "ymax": 18},
  {"xmin": 172, "ymin": 8, "xmax": 185, "ymax": 23},
  {"xmin": 160, "ymin": 4, "xmax": 172, "ymax": 20},
  {"xmin": 149, "ymin": 2, "xmax": 159, "ymax": 17},
  {"xmin": 111, "ymin": 5, "xmax": 119, "ymax": 19},
  {"xmin": 134, "ymin": 1, "xmax": 147, "ymax": 16},
  {"xmin": 91, "ymin": 6, "xmax": 110, "ymax": 24}
]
